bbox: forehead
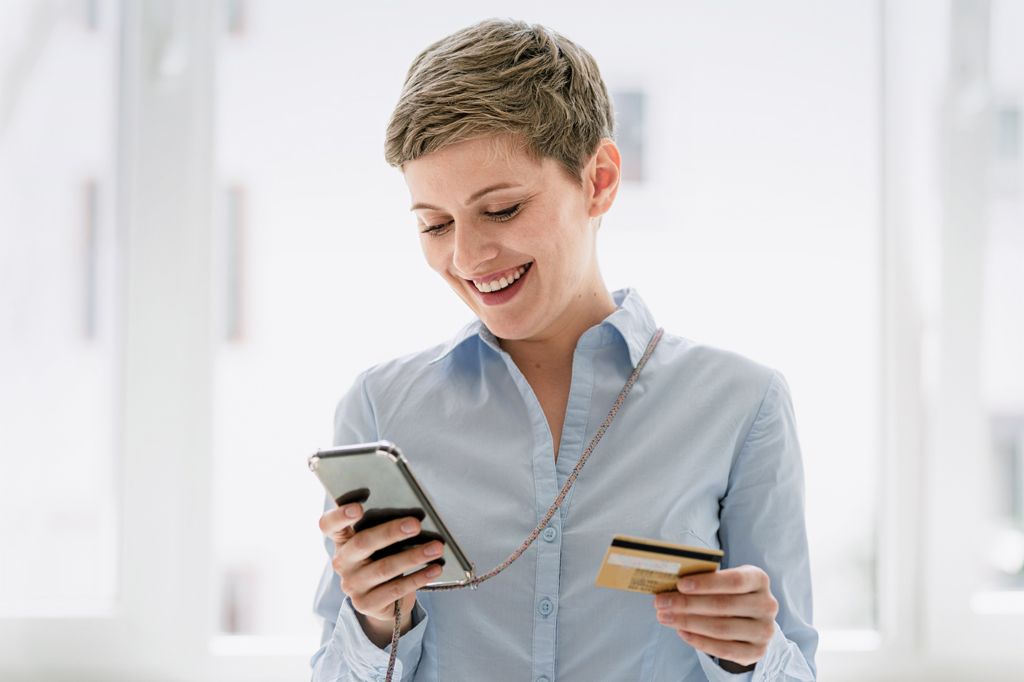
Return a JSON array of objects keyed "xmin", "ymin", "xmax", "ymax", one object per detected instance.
[{"xmin": 403, "ymin": 135, "xmax": 547, "ymax": 199}]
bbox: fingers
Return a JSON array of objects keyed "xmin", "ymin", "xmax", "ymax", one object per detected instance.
[
  {"xmin": 346, "ymin": 536, "xmax": 444, "ymax": 592},
  {"xmin": 322, "ymin": 505, "xmax": 446, "ymax": 622},
  {"xmin": 352, "ymin": 560, "xmax": 443, "ymax": 617},
  {"xmin": 658, "ymin": 611, "xmax": 774, "ymax": 645},
  {"xmin": 652, "ymin": 567, "xmax": 777, "ymax": 669},
  {"xmin": 677, "ymin": 565, "xmax": 768, "ymax": 595},
  {"xmin": 653, "ymin": 591, "xmax": 778, "ymax": 619},
  {"xmin": 677, "ymin": 629, "xmax": 768, "ymax": 667},
  {"xmin": 344, "ymin": 515, "xmax": 424, "ymax": 565},
  {"xmin": 319, "ymin": 503, "xmax": 364, "ymax": 544}
]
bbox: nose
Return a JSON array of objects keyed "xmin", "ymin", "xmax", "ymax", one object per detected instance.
[{"xmin": 451, "ymin": 222, "xmax": 499, "ymax": 277}]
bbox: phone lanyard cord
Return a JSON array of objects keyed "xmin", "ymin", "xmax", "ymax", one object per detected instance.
[{"xmin": 383, "ymin": 326, "xmax": 664, "ymax": 682}]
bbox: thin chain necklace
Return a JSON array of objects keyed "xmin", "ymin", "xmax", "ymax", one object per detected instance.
[{"xmin": 381, "ymin": 326, "xmax": 665, "ymax": 681}]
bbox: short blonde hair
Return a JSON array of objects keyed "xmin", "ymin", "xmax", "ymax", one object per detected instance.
[{"xmin": 384, "ymin": 18, "xmax": 615, "ymax": 185}]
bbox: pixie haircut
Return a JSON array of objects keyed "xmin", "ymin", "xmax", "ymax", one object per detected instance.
[{"xmin": 384, "ymin": 18, "xmax": 615, "ymax": 185}]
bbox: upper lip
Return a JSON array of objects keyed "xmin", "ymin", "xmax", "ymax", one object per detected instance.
[{"xmin": 463, "ymin": 261, "xmax": 531, "ymax": 284}]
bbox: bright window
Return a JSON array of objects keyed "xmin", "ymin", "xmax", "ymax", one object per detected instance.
[{"xmin": 0, "ymin": 0, "xmax": 119, "ymax": 618}]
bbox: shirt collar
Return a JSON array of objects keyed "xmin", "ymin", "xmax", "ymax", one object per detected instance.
[
  {"xmin": 601, "ymin": 287, "xmax": 660, "ymax": 368},
  {"xmin": 427, "ymin": 317, "xmax": 495, "ymax": 365},
  {"xmin": 427, "ymin": 287, "xmax": 658, "ymax": 368}
]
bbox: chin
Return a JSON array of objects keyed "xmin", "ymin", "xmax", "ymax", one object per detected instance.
[
  {"xmin": 447, "ymin": 277, "xmax": 539, "ymax": 339},
  {"xmin": 479, "ymin": 313, "xmax": 537, "ymax": 341},
  {"xmin": 484, "ymin": 323, "xmax": 518, "ymax": 340}
]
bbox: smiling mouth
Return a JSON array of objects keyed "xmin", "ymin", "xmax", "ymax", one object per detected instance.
[{"xmin": 467, "ymin": 261, "xmax": 533, "ymax": 293}]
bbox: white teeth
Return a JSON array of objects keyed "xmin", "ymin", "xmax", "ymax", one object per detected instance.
[{"xmin": 474, "ymin": 263, "xmax": 529, "ymax": 293}]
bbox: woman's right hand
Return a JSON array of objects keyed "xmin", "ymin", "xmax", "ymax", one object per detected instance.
[{"xmin": 318, "ymin": 502, "xmax": 444, "ymax": 646}]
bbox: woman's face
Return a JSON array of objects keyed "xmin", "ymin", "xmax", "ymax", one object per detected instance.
[{"xmin": 403, "ymin": 135, "xmax": 616, "ymax": 343}]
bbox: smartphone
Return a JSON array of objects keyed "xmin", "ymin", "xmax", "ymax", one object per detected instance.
[{"xmin": 309, "ymin": 440, "xmax": 475, "ymax": 588}]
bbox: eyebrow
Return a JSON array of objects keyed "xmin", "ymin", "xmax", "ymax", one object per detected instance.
[{"xmin": 409, "ymin": 183, "xmax": 522, "ymax": 211}]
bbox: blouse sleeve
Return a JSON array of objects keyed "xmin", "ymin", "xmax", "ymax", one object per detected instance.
[
  {"xmin": 310, "ymin": 370, "xmax": 430, "ymax": 681},
  {"xmin": 697, "ymin": 371, "xmax": 819, "ymax": 681}
]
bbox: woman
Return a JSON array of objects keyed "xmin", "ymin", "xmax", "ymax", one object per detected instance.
[{"xmin": 312, "ymin": 18, "xmax": 817, "ymax": 681}]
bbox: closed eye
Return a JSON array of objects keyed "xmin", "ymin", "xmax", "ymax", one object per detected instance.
[
  {"xmin": 420, "ymin": 203, "xmax": 523, "ymax": 237},
  {"xmin": 487, "ymin": 203, "xmax": 522, "ymax": 222}
]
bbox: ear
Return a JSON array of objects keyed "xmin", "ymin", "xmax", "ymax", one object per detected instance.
[{"xmin": 585, "ymin": 138, "xmax": 622, "ymax": 220}]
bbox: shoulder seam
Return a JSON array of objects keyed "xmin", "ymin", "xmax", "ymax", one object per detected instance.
[
  {"xmin": 356, "ymin": 368, "xmax": 380, "ymax": 441},
  {"xmin": 732, "ymin": 369, "xmax": 780, "ymax": 470}
]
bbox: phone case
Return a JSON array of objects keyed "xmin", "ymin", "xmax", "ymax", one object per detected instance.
[{"xmin": 309, "ymin": 440, "xmax": 475, "ymax": 587}]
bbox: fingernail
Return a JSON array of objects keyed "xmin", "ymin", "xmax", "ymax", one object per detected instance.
[
  {"xmin": 401, "ymin": 520, "xmax": 418, "ymax": 534},
  {"xmin": 424, "ymin": 543, "xmax": 443, "ymax": 557},
  {"xmin": 345, "ymin": 505, "xmax": 360, "ymax": 518},
  {"xmin": 426, "ymin": 565, "xmax": 442, "ymax": 577},
  {"xmin": 655, "ymin": 594, "xmax": 671, "ymax": 607},
  {"xmin": 679, "ymin": 578, "xmax": 695, "ymax": 592}
]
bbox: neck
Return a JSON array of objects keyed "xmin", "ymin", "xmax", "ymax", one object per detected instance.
[{"xmin": 498, "ymin": 285, "xmax": 618, "ymax": 374}]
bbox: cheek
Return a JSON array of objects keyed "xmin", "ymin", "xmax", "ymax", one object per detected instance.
[
  {"xmin": 531, "ymin": 221, "xmax": 572, "ymax": 266},
  {"xmin": 514, "ymin": 217, "xmax": 553, "ymax": 258}
]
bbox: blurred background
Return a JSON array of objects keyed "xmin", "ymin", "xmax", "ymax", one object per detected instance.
[{"xmin": 0, "ymin": 0, "xmax": 1021, "ymax": 680}]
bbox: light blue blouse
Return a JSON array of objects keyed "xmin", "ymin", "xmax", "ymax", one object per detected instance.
[{"xmin": 311, "ymin": 288, "xmax": 817, "ymax": 681}]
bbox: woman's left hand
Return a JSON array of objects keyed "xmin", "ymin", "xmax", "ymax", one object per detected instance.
[{"xmin": 653, "ymin": 564, "xmax": 779, "ymax": 668}]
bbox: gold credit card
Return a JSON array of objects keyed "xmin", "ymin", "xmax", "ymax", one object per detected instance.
[{"xmin": 594, "ymin": 534, "xmax": 724, "ymax": 594}]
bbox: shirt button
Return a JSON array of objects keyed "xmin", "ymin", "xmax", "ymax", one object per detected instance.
[
  {"xmin": 538, "ymin": 677, "xmax": 551, "ymax": 682},
  {"xmin": 538, "ymin": 597, "xmax": 554, "ymax": 616},
  {"xmin": 542, "ymin": 526, "xmax": 557, "ymax": 542}
]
